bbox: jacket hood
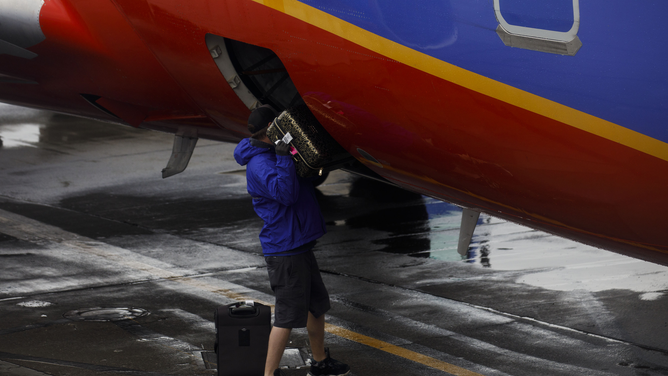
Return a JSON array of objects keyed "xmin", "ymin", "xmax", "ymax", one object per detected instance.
[{"xmin": 234, "ymin": 138, "xmax": 273, "ymax": 166}]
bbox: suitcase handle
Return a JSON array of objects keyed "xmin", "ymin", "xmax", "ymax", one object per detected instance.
[{"xmin": 229, "ymin": 302, "xmax": 261, "ymax": 318}]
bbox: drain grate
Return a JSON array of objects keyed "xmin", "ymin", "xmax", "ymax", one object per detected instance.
[{"xmin": 63, "ymin": 307, "xmax": 150, "ymax": 322}]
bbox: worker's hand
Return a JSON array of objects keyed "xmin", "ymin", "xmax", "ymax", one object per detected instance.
[{"xmin": 275, "ymin": 140, "xmax": 291, "ymax": 156}]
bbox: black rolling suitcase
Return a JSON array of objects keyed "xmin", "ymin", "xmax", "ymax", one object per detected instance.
[
  {"xmin": 267, "ymin": 105, "xmax": 353, "ymax": 178},
  {"xmin": 214, "ymin": 301, "xmax": 271, "ymax": 376}
]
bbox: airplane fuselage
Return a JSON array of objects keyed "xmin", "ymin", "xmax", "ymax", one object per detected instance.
[{"xmin": 1, "ymin": 0, "xmax": 667, "ymax": 264}]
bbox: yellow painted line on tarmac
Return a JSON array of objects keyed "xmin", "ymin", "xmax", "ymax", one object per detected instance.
[
  {"xmin": 0, "ymin": 208, "xmax": 481, "ymax": 375},
  {"xmin": 183, "ymin": 277, "xmax": 482, "ymax": 374},
  {"xmin": 182, "ymin": 278, "xmax": 483, "ymax": 374},
  {"xmin": 325, "ymin": 323, "xmax": 484, "ymax": 376},
  {"xmin": 191, "ymin": 275, "xmax": 482, "ymax": 375}
]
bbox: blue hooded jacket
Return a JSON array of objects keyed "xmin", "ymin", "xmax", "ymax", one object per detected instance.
[{"xmin": 233, "ymin": 138, "xmax": 326, "ymax": 255}]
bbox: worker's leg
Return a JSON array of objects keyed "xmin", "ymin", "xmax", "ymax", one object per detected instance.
[
  {"xmin": 264, "ymin": 326, "xmax": 291, "ymax": 376},
  {"xmin": 307, "ymin": 311, "xmax": 326, "ymax": 362}
]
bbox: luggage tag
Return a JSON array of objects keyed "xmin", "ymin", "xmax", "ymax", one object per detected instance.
[{"xmin": 275, "ymin": 132, "xmax": 298, "ymax": 155}]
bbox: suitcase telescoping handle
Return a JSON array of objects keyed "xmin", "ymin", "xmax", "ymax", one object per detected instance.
[{"xmin": 229, "ymin": 300, "xmax": 260, "ymax": 317}]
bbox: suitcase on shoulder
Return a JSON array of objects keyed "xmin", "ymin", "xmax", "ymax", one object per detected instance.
[
  {"xmin": 214, "ymin": 301, "xmax": 271, "ymax": 376},
  {"xmin": 267, "ymin": 105, "xmax": 353, "ymax": 178}
]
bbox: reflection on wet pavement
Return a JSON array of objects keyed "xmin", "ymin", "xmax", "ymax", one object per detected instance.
[
  {"xmin": 0, "ymin": 103, "xmax": 146, "ymax": 149},
  {"xmin": 319, "ymin": 173, "xmax": 668, "ymax": 301},
  {"xmin": 3, "ymin": 102, "xmax": 668, "ymax": 376},
  {"xmin": 0, "ymin": 124, "xmax": 42, "ymax": 148},
  {"xmin": 4, "ymin": 98, "xmax": 668, "ymax": 303},
  {"xmin": 345, "ymin": 178, "xmax": 431, "ymax": 257}
]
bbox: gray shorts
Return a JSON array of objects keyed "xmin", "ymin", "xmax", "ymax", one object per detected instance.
[{"xmin": 265, "ymin": 250, "xmax": 331, "ymax": 328}]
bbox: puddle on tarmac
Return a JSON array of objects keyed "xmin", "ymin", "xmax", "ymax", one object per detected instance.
[
  {"xmin": 0, "ymin": 123, "xmax": 42, "ymax": 148},
  {"xmin": 17, "ymin": 300, "xmax": 54, "ymax": 308},
  {"xmin": 444, "ymin": 211, "xmax": 668, "ymax": 297},
  {"xmin": 0, "ymin": 103, "xmax": 48, "ymax": 148},
  {"xmin": 342, "ymin": 179, "xmax": 668, "ymax": 298},
  {"xmin": 0, "ymin": 103, "xmax": 149, "ymax": 149}
]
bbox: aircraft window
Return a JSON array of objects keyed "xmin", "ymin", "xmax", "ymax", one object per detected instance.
[{"xmin": 494, "ymin": 0, "xmax": 582, "ymax": 56}]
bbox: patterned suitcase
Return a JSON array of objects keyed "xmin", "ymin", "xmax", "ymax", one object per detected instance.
[
  {"xmin": 267, "ymin": 105, "xmax": 352, "ymax": 177},
  {"xmin": 214, "ymin": 301, "xmax": 271, "ymax": 376}
]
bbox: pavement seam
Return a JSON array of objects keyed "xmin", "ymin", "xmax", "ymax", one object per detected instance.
[{"xmin": 0, "ymin": 352, "xmax": 168, "ymax": 376}]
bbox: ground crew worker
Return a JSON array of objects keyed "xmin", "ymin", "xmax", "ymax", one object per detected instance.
[{"xmin": 233, "ymin": 105, "xmax": 350, "ymax": 376}]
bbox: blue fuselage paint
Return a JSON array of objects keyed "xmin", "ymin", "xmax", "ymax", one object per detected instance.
[{"xmin": 298, "ymin": 0, "xmax": 668, "ymax": 143}]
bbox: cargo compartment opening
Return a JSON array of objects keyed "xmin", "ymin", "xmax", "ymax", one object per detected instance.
[
  {"xmin": 205, "ymin": 33, "xmax": 387, "ymax": 185},
  {"xmin": 205, "ymin": 34, "xmax": 304, "ymax": 112}
]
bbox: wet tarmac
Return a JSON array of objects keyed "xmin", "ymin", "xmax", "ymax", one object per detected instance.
[{"xmin": 2, "ymin": 102, "xmax": 668, "ymax": 376}]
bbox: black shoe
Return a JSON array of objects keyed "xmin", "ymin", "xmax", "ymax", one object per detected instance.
[{"xmin": 308, "ymin": 348, "xmax": 350, "ymax": 376}]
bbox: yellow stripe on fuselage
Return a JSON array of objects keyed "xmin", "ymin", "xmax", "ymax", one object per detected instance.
[{"xmin": 252, "ymin": 0, "xmax": 668, "ymax": 163}]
